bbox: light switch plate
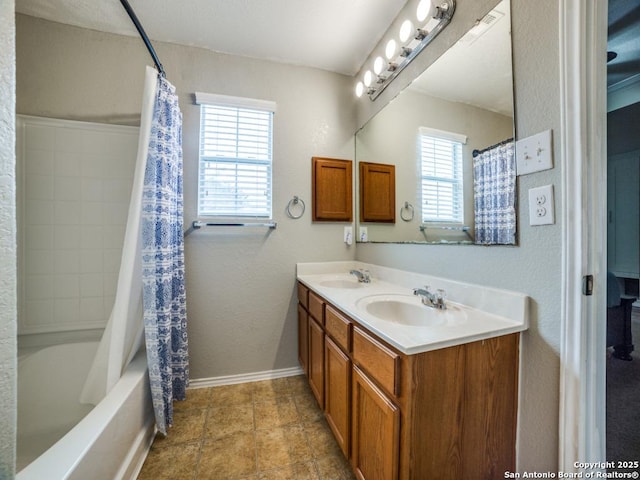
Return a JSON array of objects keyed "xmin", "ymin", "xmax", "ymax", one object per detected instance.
[
  {"xmin": 528, "ymin": 184, "xmax": 555, "ymax": 226},
  {"xmin": 359, "ymin": 226, "xmax": 368, "ymax": 242},
  {"xmin": 344, "ymin": 226, "xmax": 353, "ymax": 245},
  {"xmin": 516, "ymin": 130, "xmax": 553, "ymax": 175}
]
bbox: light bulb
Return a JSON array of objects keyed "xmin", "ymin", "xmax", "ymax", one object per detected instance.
[
  {"xmin": 385, "ymin": 39, "xmax": 397, "ymax": 60},
  {"xmin": 417, "ymin": 0, "xmax": 437, "ymax": 23},
  {"xmin": 363, "ymin": 70, "xmax": 373, "ymax": 87},
  {"xmin": 355, "ymin": 81, "xmax": 364, "ymax": 97},
  {"xmin": 399, "ymin": 19, "xmax": 414, "ymax": 44},
  {"xmin": 373, "ymin": 56, "xmax": 385, "ymax": 76}
]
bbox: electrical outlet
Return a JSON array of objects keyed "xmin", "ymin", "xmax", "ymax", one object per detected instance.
[
  {"xmin": 516, "ymin": 130, "xmax": 553, "ymax": 175},
  {"xmin": 344, "ymin": 226, "xmax": 353, "ymax": 245},
  {"xmin": 528, "ymin": 185, "xmax": 555, "ymax": 226},
  {"xmin": 359, "ymin": 226, "xmax": 368, "ymax": 242}
]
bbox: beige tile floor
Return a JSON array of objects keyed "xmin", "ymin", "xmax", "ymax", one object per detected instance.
[{"xmin": 137, "ymin": 375, "xmax": 356, "ymax": 480}]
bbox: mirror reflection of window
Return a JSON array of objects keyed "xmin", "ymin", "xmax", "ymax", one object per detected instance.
[{"xmin": 419, "ymin": 127, "xmax": 467, "ymax": 224}]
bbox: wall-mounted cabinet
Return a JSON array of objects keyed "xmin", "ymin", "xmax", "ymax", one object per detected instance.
[
  {"xmin": 312, "ymin": 157, "xmax": 353, "ymax": 221},
  {"xmin": 359, "ymin": 161, "xmax": 396, "ymax": 223}
]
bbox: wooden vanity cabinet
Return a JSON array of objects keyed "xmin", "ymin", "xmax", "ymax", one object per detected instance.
[{"xmin": 296, "ymin": 282, "xmax": 519, "ymax": 480}]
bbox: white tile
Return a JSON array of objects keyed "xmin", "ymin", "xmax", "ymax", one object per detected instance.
[
  {"xmin": 25, "ymin": 124, "xmax": 55, "ymax": 150},
  {"xmin": 53, "ymin": 298, "xmax": 80, "ymax": 324},
  {"xmin": 54, "ymin": 225, "xmax": 80, "ymax": 250},
  {"xmin": 25, "ymin": 149, "xmax": 54, "ymax": 176},
  {"xmin": 25, "ymin": 250, "xmax": 54, "ymax": 275},
  {"xmin": 24, "ymin": 200, "xmax": 54, "ymax": 226},
  {"xmin": 80, "ymin": 202, "xmax": 103, "ymax": 225},
  {"xmin": 103, "ymin": 274, "xmax": 118, "ymax": 297},
  {"xmin": 54, "ymin": 176, "xmax": 81, "ymax": 201},
  {"xmin": 103, "ymin": 203, "xmax": 128, "ymax": 226},
  {"xmin": 104, "ymin": 152, "xmax": 136, "ymax": 179},
  {"xmin": 54, "ymin": 151, "xmax": 82, "ymax": 177},
  {"xmin": 54, "ymin": 250, "xmax": 80, "ymax": 274},
  {"xmin": 54, "ymin": 201, "xmax": 80, "ymax": 225},
  {"xmin": 80, "ymin": 226, "xmax": 104, "ymax": 248},
  {"xmin": 24, "ymin": 275, "xmax": 53, "ymax": 300},
  {"xmin": 80, "ymin": 273, "xmax": 103, "ymax": 297},
  {"xmin": 103, "ymin": 248, "xmax": 122, "ymax": 273},
  {"xmin": 103, "ymin": 178, "xmax": 132, "ymax": 202},
  {"xmin": 103, "ymin": 226, "xmax": 125, "ymax": 248},
  {"xmin": 25, "ymin": 226, "xmax": 53, "ymax": 250},
  {"xmin": 81, "ymin": 153, "xmax": 104, "ymax": 178},
  {"xmin": 24, "ymin": 174, "xmax": 54, "ymax": 200},
  {"xmin": 24, "ymin": 300, "xmax": 54, "ymax": 327},
  {"xmin": 55, "ymin": 127, "xmax": 86, "ymax": 153},
  {"xmin": 53, "ymin": 274, "xmax": 80, "ymax": 298},
  {"xmin": 80, "ymin": 249, "xmax": 103, "ymax": 273},
  {"xmin": 103, "ymin": 296, "xmax": 116, "ymax": 318},
  {"xmin": 80, "ymin": 297, "xmax": 107, "ymax": 323},
  {"xmin": 81, "ymin": 178, "xmax": 103, "ymax": 202}
]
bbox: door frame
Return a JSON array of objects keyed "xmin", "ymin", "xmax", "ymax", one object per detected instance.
[{"xmin": 558, "ymin": 0, "xmax": 608, "ymax": 470}]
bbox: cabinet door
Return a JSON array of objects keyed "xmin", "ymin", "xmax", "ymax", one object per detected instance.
[
  {"xmin": 312, "ymin": 157, "xmax": 353, "ymax": 221},
  {"xmin": 352, "ymin": 366, "xmax": 399, "ymax": 480},
  {"xmin": 308, "ymin": 317, "xmax": 325, "ymax": 408},
  {"xmin": 297, "ymin": 304, "xmax": 309, "ymax": 376},
  {"xmin": 325, "ymin": 336, "xmax": 351, "ymax": 457},
  {"xmin": 359, "ymin": 161, "xmax": 396, "ymax": 223}
]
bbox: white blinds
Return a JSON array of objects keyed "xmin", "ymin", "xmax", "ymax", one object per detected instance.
[
  {"xmin": 420, "ymin": 133, "xmax": 464, "ymax": 223},
  {"xmin": 197, "ymin": 101, "xmax": 274, "ymax": 218}
]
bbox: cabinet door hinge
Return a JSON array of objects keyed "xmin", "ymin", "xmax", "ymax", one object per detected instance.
[{"xmin": 582, "ymin": 275, "xmax": 593, "ymax": 296}]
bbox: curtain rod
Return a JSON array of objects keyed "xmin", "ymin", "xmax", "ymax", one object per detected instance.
[
  {"xmin": 119, "ymin": 0, "xmax": 165, "ymax": 77},
  {"xmin": 472, "ymin": 137, "xmax": 514, "ymax": 157}
]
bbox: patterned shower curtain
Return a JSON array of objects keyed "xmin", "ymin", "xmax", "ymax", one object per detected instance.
[
  {"xmin": 473, "ymin": 141, "xmax": 517, "ymax": 245},
  {"xmin": 141, "ymin": 73, "xmax": 188, "ymax": 435}
]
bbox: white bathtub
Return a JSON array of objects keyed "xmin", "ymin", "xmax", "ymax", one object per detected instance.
[{"xmin": 17, "ymin": 341, "xmax": 154, "ymax": 480}]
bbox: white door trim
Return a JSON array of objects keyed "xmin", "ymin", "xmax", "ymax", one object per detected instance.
[{"xmin": 558, "ymin": 0, "xmax": 608, "ymax": 470}]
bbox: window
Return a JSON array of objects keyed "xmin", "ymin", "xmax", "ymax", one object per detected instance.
[
  {"xmin": 196, "ymin": 92, "xmax": 276, "ymax": 219},
  {"xmin": 419, "ymin": 127, "xmax": 467, "ymax": 223}
]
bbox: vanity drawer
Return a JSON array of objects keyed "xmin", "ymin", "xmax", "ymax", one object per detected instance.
[
  {"xmin": 325, "ymin": 305, "xmax": 351, "ymax": 353},
  {"xmin": 353, "ymin": 327, "xmax": 400, "ymax": 396},
  {"xmin": 297, "ymin": 282, "xmax": 309, "ymax": 309},
  {"xmin": 308, "ymin": 291, "xmax": 325, "ymax": 324}
]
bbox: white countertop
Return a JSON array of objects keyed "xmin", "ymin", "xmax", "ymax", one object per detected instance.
[{"xmin": 297, "ymin": 261, "xmax": 529, "ymax": 355}]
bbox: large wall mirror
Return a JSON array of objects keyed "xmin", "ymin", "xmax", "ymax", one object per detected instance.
[{"xmin": 356, "ymin": 0, "xmax": 515, "ymax": 245}]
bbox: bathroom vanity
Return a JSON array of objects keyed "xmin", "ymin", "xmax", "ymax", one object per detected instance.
[{"xmin": 296, "ymin": 262, "xmax": 528, "ymax": 480}]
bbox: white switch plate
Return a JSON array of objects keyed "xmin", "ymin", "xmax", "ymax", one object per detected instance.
[
  {"xmin": 344, "ymin": 226, "xmax": 353, "ymax": 245},
  {"xmin": 528, "ymin": 184, "xmax": 555, "ymax": 226},
  {"xmin": 516, "ymin": 130, "xmax": 553, "ymax": 175},
  {"xmin": 359, "ymin": 226, "xmax": 368, "ymax": 242}
]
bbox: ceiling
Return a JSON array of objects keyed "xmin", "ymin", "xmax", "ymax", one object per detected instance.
[
  {"xmin": 15, "ymin": 0, "xmax": 406, "ymax": 76},
  {"xmin": 608, "ymin": 0, "xmax": 640, "ymax": 89}
]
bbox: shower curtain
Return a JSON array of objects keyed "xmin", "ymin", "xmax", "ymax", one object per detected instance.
[
  {"xmin": 81, "ymin": 66, "xmax": 188, "ymax": 436},
  {"xmin": 473, "ymin": 141, "xmax": 517, "ymax": 245}
]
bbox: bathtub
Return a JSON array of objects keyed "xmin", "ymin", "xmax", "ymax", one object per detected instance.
[{"xmin": 17, "ymin": 341, "xmax": 155, "ymax": 480}]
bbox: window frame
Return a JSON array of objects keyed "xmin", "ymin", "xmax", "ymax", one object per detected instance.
[
  {"xmin": 195, "ymin": 92, "xmax": 276, "ymax": 220},
  {"xmin": 418, "ymin": 127, "xmax": 467, "ymax": 224}
]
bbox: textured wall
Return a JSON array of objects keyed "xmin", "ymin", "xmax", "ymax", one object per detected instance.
[
  {"xmin": 16, "ymin": 15, "xmax": 357, "ymax": 379},
  {"xmin": 0, "ymin": 1, "xmax": 16, "ymax": 478},
  {"xmin": 355, "ymin": 0, "xmax": 562, "ymax": 471}
]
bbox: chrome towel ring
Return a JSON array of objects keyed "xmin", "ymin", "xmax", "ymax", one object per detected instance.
[
  {"xmin": 286, "ymin": 196, "xmax": 305, "ymax": 219},
  {"xmin": 400, "ymin": 201, "xmax": 414, "ymax": 222}
]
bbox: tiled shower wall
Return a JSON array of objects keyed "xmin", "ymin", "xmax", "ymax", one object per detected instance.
[{"xmin": 17, "ymin": 116, "xmax": 138, "ymax": 335}]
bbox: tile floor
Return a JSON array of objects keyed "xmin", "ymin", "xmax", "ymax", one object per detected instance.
[{"xmin": 137, "ymin": 375, "xmax": 356, "ymax": 480}]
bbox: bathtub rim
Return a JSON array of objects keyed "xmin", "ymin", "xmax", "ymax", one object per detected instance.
[{"xmin": 16, "ymin": 348, "xmax": 153, "ymax": 480}]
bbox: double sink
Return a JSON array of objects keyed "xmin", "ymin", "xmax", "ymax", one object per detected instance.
[{"xmin": 298, "ymin": 262, "xmax": 529, "ymax": 355}]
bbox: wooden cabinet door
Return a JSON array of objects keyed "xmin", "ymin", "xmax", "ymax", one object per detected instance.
[
  {"xmin": 297, "ymin": 304, "xmax": 309, "ymax": 376},
  {"xmin": 312, "ymin": 157, "xmax": 353, "ymax": 221},
  {"xmin": 359, "ymin": 162, "xmax": 395, "ymax": 223},
  {"xmin": 351, "ymin": 366, "xmax": 399, "ymax": 480},
  {"xmin": 325, "ymin": 336, "xmax": 351, "ymax": 457},
  {"xmin": 308, "ymin": 317, "xmax": 325, "ymax": 408}
]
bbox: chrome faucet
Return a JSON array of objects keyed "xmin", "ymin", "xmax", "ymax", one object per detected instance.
[
  {"xmin": 413, "ymin": 286, "xmax": 447, "ymax": 309},
  {"xmin": 350, "ymin": 269, "xmax": 371, "ymax": 283}
]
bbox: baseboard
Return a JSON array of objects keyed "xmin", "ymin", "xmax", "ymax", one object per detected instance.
[{"xmin": 189, "ymin": 365, "xmax": 304, "ymax": 389}]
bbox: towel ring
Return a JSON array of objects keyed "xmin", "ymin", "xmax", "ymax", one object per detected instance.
[
  {"xmin": 400, "ymin": 201, "xmax": 414, "ymax": 222},
  {"xmin": 286, "ymin": 196, "xmax": 305, "ymax": 219}
]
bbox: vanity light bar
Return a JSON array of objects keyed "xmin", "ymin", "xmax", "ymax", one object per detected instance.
[{"xmin": 358, "ymin": 0, "xmax": 456, "ymax": 101}]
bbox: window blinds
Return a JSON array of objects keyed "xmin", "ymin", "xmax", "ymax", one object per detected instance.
[
  {"xmin": 197, "ymin": 97, "xmax": 275, "ymax": 218},
  {"xmin": 419, "ymin": 132, "xmax": 464, "ymax": 223}
]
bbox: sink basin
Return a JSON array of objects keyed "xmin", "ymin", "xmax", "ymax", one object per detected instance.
[
  {"xmin": 356, "ymin": 294, "xmax": 466, "ymax": 327},
  {"xmin": 319, "ymin": 279, "xmax": 362, "ymax": 289}
]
